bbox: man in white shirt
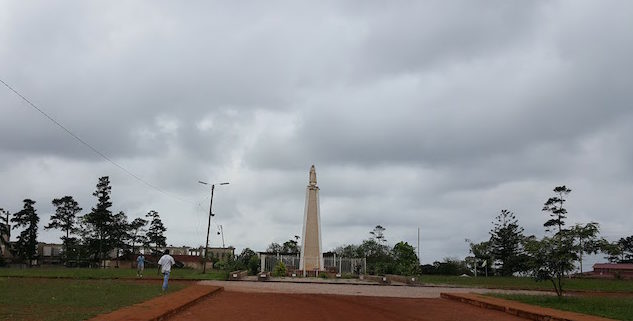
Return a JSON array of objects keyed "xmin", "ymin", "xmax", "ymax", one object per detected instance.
[{"xmin": 157, "ymin": 249, "xmax": 176, "ymax": 292}]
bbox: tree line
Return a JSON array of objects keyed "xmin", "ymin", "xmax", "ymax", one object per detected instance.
[
  {"xmin": 0, "ymin": 176, "xmax": 167, "ymax": 267},
  {"xmin": 467, "ymin": 185, "xmax": 633, "ymax": 296}
]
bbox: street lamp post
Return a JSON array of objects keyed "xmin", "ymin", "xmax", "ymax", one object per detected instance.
[{"xmin": 198, "ymin": 180, "xmax": 229, "ymax": 274}]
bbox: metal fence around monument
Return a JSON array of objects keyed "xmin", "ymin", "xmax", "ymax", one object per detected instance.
[{"xmin": 261, "ymin": 254, "xmax": 366, "ymax": 275}]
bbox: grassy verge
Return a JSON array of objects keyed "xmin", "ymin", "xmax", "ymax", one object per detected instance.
[
  {"xmin": 0, "ymin": 278, "xmax": 186, "ymax": 321},
  {"xmin": 0, "ymin": 267, "xmax": 226, "ymax": 280},
  {"xmin": 416, "ymin": 275, "xmax": 633, "ymax": 292},
  {"xmin": 489, "ymin": 293, "xmax": 633, "ymax": 321}
]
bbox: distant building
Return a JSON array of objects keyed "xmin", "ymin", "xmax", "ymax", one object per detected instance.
[
  {"xmin": 37, "ymin": 243, "xmax": 64, "ymax": 265},
  {"xmin": 591, "ymin": 263, "xmax": 633, "ymax": 279}
]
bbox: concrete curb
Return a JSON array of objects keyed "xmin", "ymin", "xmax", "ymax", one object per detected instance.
[
  {"xmin": 88, "ymin": 285, "xmax": 223, "ymax": 321},
  {"xmin": 441, "ymin": 292, "xmax": 617, "ymax": 321}
]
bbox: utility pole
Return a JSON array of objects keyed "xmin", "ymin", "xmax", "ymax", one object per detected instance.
[{"xmin": 198, "ymin": 181, "xmax": 229, "ymax": 274}]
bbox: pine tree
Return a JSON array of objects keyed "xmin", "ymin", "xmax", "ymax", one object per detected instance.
[
  {"xmin": 45, "ymin": 196, "xmax": 82, "ymax": 264},
  {"xmin": 145, "ymin": 210, "xmax": 166, "ymax": 253},
  {"xmin": 83, "ymin": 176, "xmax": 114, "ymax": 267},
  {"xmin": 11, "ymin": 199, "xmax": 39, "ymax": 266},
  {"xmin": 489, "ymin": 209, "xmax": 527, "ymax": 276}
]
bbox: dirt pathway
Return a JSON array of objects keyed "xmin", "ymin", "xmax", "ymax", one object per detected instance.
[{"xmin": 170, "ymin": 291, "xmax": 527, "ymax": 321}]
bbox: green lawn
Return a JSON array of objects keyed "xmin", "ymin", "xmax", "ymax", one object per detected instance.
[
  {"xmin": 416, "ymin": 275, "xmax": 633, "ymax": 292},
  {"xmin": 0, "ymin": 267, "xmax": 227, "ymax": 280},
  {"xmin": 490, "ymin": 294, "xmax": 633, "ymax": 321},
  {"xmin": 0, "ymin": 278, "xmax": 186, "ymax": 321}
]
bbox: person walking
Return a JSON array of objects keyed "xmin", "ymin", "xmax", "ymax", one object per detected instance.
[
  {"xmin": 136, "ymin": 254, "xmax": 145, "ymax": 278},
  {"xmin": 157, "ymin": 249, "xmax": 175, "ymax": 292}
]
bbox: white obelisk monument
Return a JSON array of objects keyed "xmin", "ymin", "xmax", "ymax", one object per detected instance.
[{"xmin": 300, "ymin": 165, "xmax": 323, "ymax": 276}]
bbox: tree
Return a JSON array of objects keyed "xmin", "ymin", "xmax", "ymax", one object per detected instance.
[
  {"xmin": 618, "ymin": 236, "xmax": 633, "ymax": 263},
  {"xmin": 542, "ymin": 186, "xmax": 571, "ymax": 234},
  {"xmin": 569, "ymin": 222, "xmax": 601, "ymax": 273},
  {"xmin": 111, "ymin": 211, "xmax": 130, "ymax": 267},
  {"xmin": 82, "ymin": 176, "xmax": 115, "ymax": 267},
  {"xmin": 370, "ymin": 225, "xmax": 387, "ymax": 244},
  {"xmin": 525, "ymin": 233, "xmax": 577, "ymax": 297},
  {"xmin": 145, "ymin": 210, "xmax": 166, "ymax": 253},
  {"xmin": 391, "ymin": 241, "xmax": 419, "ymax": 275},
  {"xmin": 489, "ymin": 210, "xmax": 528, "ymax": 276},
  {"xmin": 238, "ymin": 248, "xmax": 259, "ymax": 275},
  {"xmin": 333, "ymin": 244, "xmax": 359, "ymax": 258},
  {"xmin": 466, "ymin": 239, "xmax": 493, "ymax": 276},
  {"xmin": 128, "ymin": 217, "xmax": 148, "ymax": 254},
  {"xmin": 11, "ymin": 199, "xmax": 39, "ymax": 266},
  {"xmin": 604, "ymin": 236, "xmax": 633, "ymax": 263},
  {"xmin": 282, "ymin": 239, "xmax": 299, "ymax": 253},
  {"xmin": 45, "ymin": 196, "xmax": 82, "ymax": 264},
  {"xmin": 527, "ymin": 186, "xmax": 576, "ymax": 297},
  {"xmin": 358, "ymin": 238, "xmax": 392, "ymax": 275},
  {"xmin": 0, "ymin": 208, "xmax": 10, "ymax": 253},
  {"xmin": 266, "ymin": 242, "xmax": 283, "ymax": 254}
]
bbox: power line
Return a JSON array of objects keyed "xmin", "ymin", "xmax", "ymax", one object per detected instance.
[{"xmin": 1, "ymin": 78, "xmax": 191, "ymax": 204}]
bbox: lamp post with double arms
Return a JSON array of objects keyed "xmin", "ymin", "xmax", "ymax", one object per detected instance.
[{"xmin": 198, "ymin": 181, "xmax": 229, "ymax": 273}]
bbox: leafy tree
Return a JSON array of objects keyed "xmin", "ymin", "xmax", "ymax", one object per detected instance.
[
  {"xmin": 525, "ymin": 233, "xmax": 577, "ymax": 297},
  {"xmin": 333, "ymin": 244, "xmax": 359, "ymax": 258},
  {"xmin": 238, "ymin": 247, "xmax": 258, "ymax": 271},
  {"xmin": 358, "ymin": 238, "xmax": 392, "ymax": 275},
  {"xmin": 604, "ymin": 236, "xmax": 633, "ymax": 263},
  {"xmin": 111, "ymin": 211, "xmax": 130, "ymax": 267},
  {"xmin": 489, "ymin": 209, "xmax": 529, "ymax": 276},
  {"xmin": 82, "ymin": 176, "xmax": 115, "ymax": 267},
  {"xmin": 128, "ymin": 217, "xmax": 148, "ymax": 254},
  {"xmin": 391, "ymin": 241, "xmax": 419, "ymax": 275},
  {"xmin": 282, "ymin": 239, "xmax": 299, "ymax": 253},
  {"xmin": 542, "ymin": 186, "xmax": 571, "ymax": 234},
  {"xmin": 266, "ymin": 242, "xmax": 283, "ymax": 254},
  {"xmin": 569, "ymin": 222, "xmax": 601, "ymax": 273},
  {"xmin": 466, "ymin": 239, "xmax": 493, "ymax": 276},
  {"xmin": 11, "ymin": 199, "xmax": 39, "ymax": 266},
  {"xmin": 0, "ymin": 208, "xmax": 10, "ymax": 253},
  {"xmin": 45, "ymin": 196, "xmax": 82, "ymax": 264},
  {"xmin": 248, "ymin": 255, "xmax": 260, "ymax": 275},
  {"xmin": 145, "ymin": 210, "xmax": 166, "ymax": 253},
  {"xmin": 618, "ymin": 236, "xmax": 633, "ymax": 263},
  {"xmin": 527, "ymin": 186, "xmax": 576, "ymax": 297}
]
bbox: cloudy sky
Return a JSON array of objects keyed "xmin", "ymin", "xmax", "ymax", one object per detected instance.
[{"xmin": 1, "ymin": 1, "xmax": 632, "ymax": 265}]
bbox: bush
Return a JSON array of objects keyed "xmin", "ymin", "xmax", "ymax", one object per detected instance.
[
  {"xmin": 272, "ymin": 261, "xmax": 287, "ymax": 277},
  {"xmin": 247, "ymin": 255, "xmax": 260, "ymax": 275},
  {"xmin": 319, "ymin": 272, "xmax": 328, "ymax": 279}
]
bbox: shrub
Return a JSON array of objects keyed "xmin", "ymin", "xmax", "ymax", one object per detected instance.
[
  {"xmin": 272, "ymin": 261, "xmax": 287, "ymax": 277},
  {"xmin": 319, "ymin": 272, "xmax": 329, "ymax": 279}
]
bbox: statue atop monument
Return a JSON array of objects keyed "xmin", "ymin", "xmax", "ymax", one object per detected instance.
[{"xmin": 309, "ymin": 165, "xmax": 317, "ymax": 186}]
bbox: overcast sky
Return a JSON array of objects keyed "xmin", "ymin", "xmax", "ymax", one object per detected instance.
[{"xmin": 1, "ymin": 1, "xmax": 632, "ymax": 266}]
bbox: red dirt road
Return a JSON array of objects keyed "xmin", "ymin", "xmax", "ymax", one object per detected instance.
[{"xmin": 169, "ymin": 291, "xmax": 526, "ymax": 321}]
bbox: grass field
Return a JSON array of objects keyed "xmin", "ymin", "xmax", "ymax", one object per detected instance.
[
  {"xmin": 0, "ymin": 278, "xmax": 186, "ymax": 321},
  {"xmin": 0, "ymin": 267, "xmax": 226, "ymax": 280},
  {"xmin": 417, "ymin": 275, "xmax": 633, "ymax": 292},
  {"xmin": 490, "ymin": 293, "xmax": 633, "ymax": 321}
]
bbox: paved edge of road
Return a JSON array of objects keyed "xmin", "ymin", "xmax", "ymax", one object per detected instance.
[
  {"xmin": 441, "ymin": 293, "xmax": 617, "ymax": 321},
  {"xmin": 88, "ymin": 285, "xmax": 224, "ymax": 321}
]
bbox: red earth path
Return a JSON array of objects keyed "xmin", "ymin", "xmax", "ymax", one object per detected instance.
[{"xmin": 169, "ymin": 291, "xmax": 527, "ymax": 321}]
